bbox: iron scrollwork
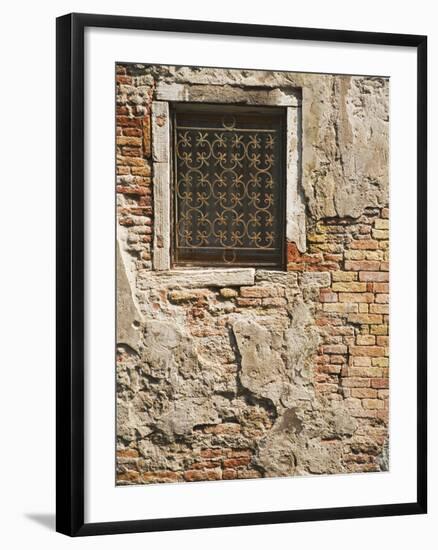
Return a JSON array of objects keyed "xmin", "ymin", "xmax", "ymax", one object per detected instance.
[{"xmin": 173, "ymin": 107, "xmax": 285, "ymax": 267}]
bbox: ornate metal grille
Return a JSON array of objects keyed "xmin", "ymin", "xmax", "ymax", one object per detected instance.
[{"xmin": 172, "ymin": 105, "xmax": 285, "ymax": 268}]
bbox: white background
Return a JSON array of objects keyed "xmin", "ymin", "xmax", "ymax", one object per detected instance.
[{"xmin": 0, "ymin": 0, "xmax": 434, "ymax": 548}]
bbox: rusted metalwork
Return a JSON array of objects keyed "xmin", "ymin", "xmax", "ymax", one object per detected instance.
[{"xmin": 172, "ymin": 105, "xmax": 285, "ymax": 267}]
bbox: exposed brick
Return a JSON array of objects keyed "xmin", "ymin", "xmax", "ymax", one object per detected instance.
[
  {"xmin": 341, "ymin": 377, "xmax": 371, "ymax": 388},
  {"xmin": 370, "ymin": 378, "xmax": 389, "ymax": 389},
  {"xmin": 356, "ymin": 335, "xmax": 376, "ymax": 345},
  {"xmin": 345, "ymin": 260, "xmax": 381, "ymax": 271},
  {"xmin": 352, "ymin": 356, "xmax": 372, "ymax": 367},
  {"xmin": 332, "ymin": 282, "xmax": 367, "ymax": 292},
  {"xmin": 323, "ymin": 344, "xmax": 348, "ymax": 354},
  {"xmin": 331, "ymin": 271, "xmax": 358, "ymax": 282},
  {"xmin": 350, "ymin": 239, "xmax": 379, "ymax": 250},
  {"xmin": 372, "ymin": 357, "xmax": 389, "ymax": 367},
  {"xmin": 200, "ymin": 449, "xmax": 226, "ymax": 459},
  {"xmin": 223, "ymin": 457, "xmax": 251, "ymax": 468},
  {"xmin": 320, "ymin": 289, "xmax": 338, "ymax": 302},
  {"xmin": 347, "ymin": 313, "xmax": 383, "ymax": 324},
  {"xmin": 237, "ymin": 298, "xmax": 261, "ymax": 307},
  {"xmin": 350, "ymin": 346, "xmax": 385, "ymax": 357},
  {"xmin": 370, "ymin": 324, "xmax": 388, "ymax": 335},
  {"xmin": 374, "ymin": 219, "xmax": 389, "ymax": 230},
  {"xmin": 363, "ymin": 399, "xmax": 384, "ymax": 410},
  {"xmin": 376, "ymin": 336, "xmax": 389, "ymax": 346},
  {"xmin": 372, "ymin": 229, "xmax": 389, "ymax": 239},
  {"xmin": 240, "ymin": 286, "xmax": 273, "ymax": 298},
  {"xmin": 348, "ymin": 367, "xmax": 383, "ymax": 377},
  {"xmin": 351, "ymin": 388, "xmax": 378, "ymax": 398},
  {"xmin": 338, "ymin": 292, "xmax": 374, "ymax": 303},
  {"xmin": 183, "ymin": 469, "xmax": 222, "ymax": 482},
  {"xmin": 117, "ymin": 136, "xmax": 143, "ymax": 147},
  {"xmin": 359, "ymin": 271, "xmax": 389, "ymax": 282},
  {"xmin": 370, "ymin": 304, "xmax": 389, "ymax": 314},
  {"xmin": 117, "ymin": 448, "xmax": 140, "ymax": 459},
  {"xmin": 323, "ymin": 303, "xmax": 358, "ymax": 313},
  {"xmin": 188, "ymin": 460, "xmax": 221, "ymax": 470}
]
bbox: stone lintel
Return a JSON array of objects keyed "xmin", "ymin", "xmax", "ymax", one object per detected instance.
[{"xmin": 155, "ymin": 82, "xmax": 300, "ymax": 107}]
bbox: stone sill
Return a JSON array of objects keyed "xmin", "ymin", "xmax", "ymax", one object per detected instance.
[{"xmin": 137, "ymin": 268, "xmax": 255, "ymax": 290}]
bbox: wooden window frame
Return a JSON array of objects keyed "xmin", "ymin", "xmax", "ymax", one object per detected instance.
[{"xmin": 151, "ymin": 83, "xmax": 305, "ymax": 272}]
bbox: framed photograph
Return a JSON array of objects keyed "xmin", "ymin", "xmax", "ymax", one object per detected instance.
[{"xmin": 56, "ymin": 13, "xmax": 427, "ymax": 536}]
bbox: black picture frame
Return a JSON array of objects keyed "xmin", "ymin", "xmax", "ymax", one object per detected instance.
[{"xmin": 56, "ymin": 12, "xmax": 427, "ymax": 537}]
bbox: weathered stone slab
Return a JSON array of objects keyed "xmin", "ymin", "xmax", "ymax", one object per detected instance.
[
  {"xmin": 155, "ymin": 82, "xmax": 300, "ymax": 106},
  {"xmin": 233, "ymin": 320, "xmax": 286, "ymax": 404},
  {"xmin": 116, "ymin": 242, "xmax": 143, "ymax": 351},
  {"xmin": 137, "ymin": 268, "xmax": 255, "ymax": 289}
]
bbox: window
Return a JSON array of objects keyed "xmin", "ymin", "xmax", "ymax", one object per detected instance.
[{"xmin": 172, "ymin": 104, "xmax": 286, "ymax": 268}]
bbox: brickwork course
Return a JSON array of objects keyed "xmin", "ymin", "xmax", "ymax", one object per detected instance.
[{"xmin": 115, "ymin": 63, "xmax": 390, "ymax": 484}]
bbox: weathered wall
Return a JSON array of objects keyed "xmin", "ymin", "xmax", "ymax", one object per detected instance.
[{"xmin": 116, "ymin": 64, "xmax": 389, "ymax": 484}]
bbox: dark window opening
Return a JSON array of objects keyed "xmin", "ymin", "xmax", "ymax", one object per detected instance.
[{"xmin": 172, "ymin": 104, "xmax": 286, "ymax": 268}]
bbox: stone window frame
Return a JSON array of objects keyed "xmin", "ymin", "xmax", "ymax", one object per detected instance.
[{"xmin": 151, "ymin": 82, "xmax": 306, "ymax": 282}]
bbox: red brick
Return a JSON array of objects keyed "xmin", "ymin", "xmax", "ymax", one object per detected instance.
[
  {"xmin": 240, "ymin": 286, "xmax": 273, "ymax": 298},
  {"xmin": 359, "ymin": 271, "xmax": 389, "ymax": 282},
  {"xmin": 341, "ymin": 378, "xmax": 371, "ymax": 388},
  {"xmin": 141, "ymin": 471, "xmax": 182, "ymax": 483},
  {"xmin": 345, "ymin": 260, "xmax": 381, "ymax": 271},
  {"xmin": 332, "ymin": 282, "xmax": 367, "ymax": 292},
  {"xmin": 323, "ymin": 344, "xmax": 348, "ymax": 354},
  {"xmin": 351, "ymin": 388, "xmax": 377, "ymax": 398},
  {"xmin": 117, "ymin": 115, "xmax": 143, "ymax": 128},
  {"xmin": 338, "ymin": 292, "xmax": 374, "ymax": 303},
  {"xmin": 116, "ymin": 75, "xmax": 132, "ymax": 84},
  {"xmin": 223, "ymin": 457, "xmax": 251, "ymax": 468},
  {"xmin": 370, "ymin": 378, "xmax": 389, "ymax": 389},
  {"xmin": 350, "ymin": 239, "xmax": 379, "ymax": 250},
  {"xmin": 116, "ymin": 185, "xmax": 148, "ymax": 196},
  {"xmin": 320, "ymin": 289, "xmax": 338, "ymax": 303},
  {"xmin": 183, "ymin": 469, "xmax": 222, "ymax": 482},
  {"xmin": 200, "ymin": 449, "xmax": 226, "ymax": 459},
  {"xmin": 117, "ymin": 448, "xmax": 139, "ymax": 459},
  {"xmin": 350, "ymin": 346, "xmax": 385, "ymax": 357},
  {"xmin": 123, "ymin": 127, "xmax": 143, "ymax": 137},
  {"xmin": 190, "ymin": 461, "xmax": 221, "ymax": 470}
]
